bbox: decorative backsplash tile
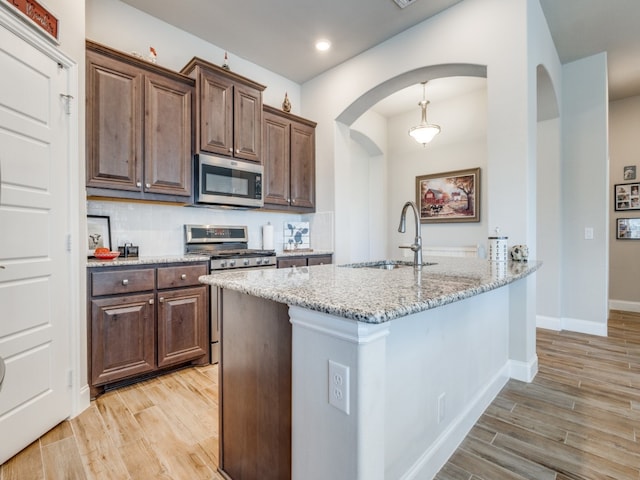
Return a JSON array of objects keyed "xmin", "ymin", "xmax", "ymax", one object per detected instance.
[{"xmin": 284, "ymin": 222, "xmax": 310, "ymax": 250}]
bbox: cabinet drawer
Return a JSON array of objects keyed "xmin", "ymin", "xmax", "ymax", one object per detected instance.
[
  {"xmin": 157, "ymin": 263, "xmax": 208, "ymax": 289},
  {"xmin": 91, "ymin": 268, "xmax": 155, "ymax": 296},
  {"xmin": 307, "ymin": 255, "xmax": 332, "ymax": 266}
]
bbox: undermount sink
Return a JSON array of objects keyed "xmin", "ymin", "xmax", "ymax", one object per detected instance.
[{"xmin": 341, "ymin": 260, "xmax": 436, "ymax": 270}]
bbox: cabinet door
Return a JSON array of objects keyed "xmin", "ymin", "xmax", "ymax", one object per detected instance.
[
  {"xmin": 263, "ymin": 110, "xmax": 290, "ymax": 206},
  {"xmin": 289, "ymin": 121, "xmax": 316, "ymax": 210},
  {"xmin": 86, "ymin": 50, "xmax": 143, "ymax": 191},
  {"xmin": 90, "ymin": 293, "xmax": 155, "ymax": 386},
  {"xmin": 234, "ymin": 83, "xmax": 262, "ymax": 162},
  {"xmin": 199, "ymin": 69, "xmax": 234, "ymax": 156},
  {"xmin": 157, "ymin": 286, "xmax": 208, "ymax": 368},
  {"xmin": 144, "ymin": 73, "xmax": 193, "ymax": 197}
]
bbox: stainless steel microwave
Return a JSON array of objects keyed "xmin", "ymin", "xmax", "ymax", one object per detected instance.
[{"xmin": 194, "ymin": 154, "xmax": 264, "ymax": 208}]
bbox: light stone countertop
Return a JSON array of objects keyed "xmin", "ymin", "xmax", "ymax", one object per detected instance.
[
  {"xmin": 199, "ymin": 256, "xmax": 541, "ymax": 324},
  {"xmin": 87, "ymin": 255, "xmax": 209, "ymax": 268}
]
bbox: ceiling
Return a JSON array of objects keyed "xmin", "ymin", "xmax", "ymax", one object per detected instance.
[{"xmin": 122, "ymin": 0, "xmax": 640, "ymax": 116}]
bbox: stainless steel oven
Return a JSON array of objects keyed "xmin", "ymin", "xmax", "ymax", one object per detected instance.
[
  {"xmin": 184, "ymin": 225, "xmax": 276, "ymax": 363},
  {"xmin": 194, "ymin": 153, "xmax": 264, "ymax": 208}
]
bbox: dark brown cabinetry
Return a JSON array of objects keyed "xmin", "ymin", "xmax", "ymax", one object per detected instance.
[
  {"xmin": 88, "ymin": 261, "xmax": 208, "ymax": 397},
  {"xmin": 181, "ymin": 58, "xmax": 265, "ymax": 163},
  {"xmin": 276, "ymin": 254, "xmax": 332, "ymax": 269},
  {"xmin": 263, "ymin": 105, "xmax": 316, "ymax": 212},
  {"xmin": 86, "ymin": 40, "xmax": 194, "ymax": 202}
]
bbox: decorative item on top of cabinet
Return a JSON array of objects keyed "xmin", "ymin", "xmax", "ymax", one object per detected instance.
[
  {"xmin": 85, "ymin": 40, "xmax": 194, "ymax": 203},
  {"xmin": 262, "ymin": 105, "xmax": 317, "ymax": 212},
  {"xmin": 181, "ymin": 57, "xmax": 265, "ymax": 163},
  {"xmin": 87, "ymin": 261, "xmax": 209, "ymax": 398}
]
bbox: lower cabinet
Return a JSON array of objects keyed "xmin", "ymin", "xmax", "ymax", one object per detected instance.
[
  {"xmin": 88, "ymin": 261, "xmax": 208, "ymax": 397},
  {"xmin": 276, "ymin": 253, "xmax": 332, "ymax": 269}
]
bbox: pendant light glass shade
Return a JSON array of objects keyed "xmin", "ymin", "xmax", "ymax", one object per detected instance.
[{"xmin": 408, "ymin": 82, "xmax": 440, "ymax": 146}]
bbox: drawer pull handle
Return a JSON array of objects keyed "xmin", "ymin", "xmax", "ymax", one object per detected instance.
[
  {"xmin": 159, "ymin": 297, "xmax": 164, "ymax": 303},
  {"xmin": 181, "ymin": 274, "xmax": 187, "ymax": 280},
  {"xmin": 122, "ymin": 279, "xmax": 129, "ymax": 286}
]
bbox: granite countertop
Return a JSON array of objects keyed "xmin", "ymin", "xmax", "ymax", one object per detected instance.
[
  {"xmin": 277, "ymin": 249, "xmax": 334, "ymax": 258},
  {"xmin": 87, "ymin": 254, "xmax": 209, "ymax": 268},
  {"xmin": 199, "ymin": 256, "xmax": 541, "ymax": 324}
]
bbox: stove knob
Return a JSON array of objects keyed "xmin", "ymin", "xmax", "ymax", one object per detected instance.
[
  {"xmin": 229, "ymin": 260, "xmax": 236, "ymax": 267},
  {"xmin": 243, "ymin": 259, "xmax": 250, "ymax": 266},
  {"xmin": 220, "ymin": 261, "xmax": 227, "ymax": 268},
  {"xmin": 256, "ymin": 258, "xmax": 263, "ymax": 265}
]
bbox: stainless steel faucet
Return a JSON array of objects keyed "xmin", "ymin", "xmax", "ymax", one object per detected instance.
[{"xmin": 398, "ymin": 201, "xmax": 423, "ymax": 269}]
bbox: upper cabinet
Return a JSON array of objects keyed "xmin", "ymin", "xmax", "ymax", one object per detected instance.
[
  {"xmin": 263, "ymin": 105, "xmax": 316, "ymax": 212},
  {"xmin": 181, "ymin": 58, "xmax": 265, "ymax": 163},
  {"xmin": 86, "ymin": 41, "xmax": 194, "ymax": 202}
]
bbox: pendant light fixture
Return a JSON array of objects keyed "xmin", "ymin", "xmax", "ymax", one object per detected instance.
[{"xmin": 408, "ymin": 81, "xmax": 440, "ymax": 146}]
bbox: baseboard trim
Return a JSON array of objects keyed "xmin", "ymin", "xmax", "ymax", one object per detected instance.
[
  {"xmin": 401, "ymin": 365, "xmax": 510, "ymax": 480},
  {"xmin": 509, "ymin": 355, "xmax": 538, "ymax": 383},
  {"xmin": 609, "ymin": 299, "xmax": 640, "ymax": 313},
  {"xmin": 536, "ymin": 315, "xmax": 607, "ymax": 337}
]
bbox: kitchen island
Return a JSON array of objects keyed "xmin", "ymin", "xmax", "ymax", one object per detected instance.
[{"xmin": 200, "ymin": 257, "xmax": 540, "ymax": 480}]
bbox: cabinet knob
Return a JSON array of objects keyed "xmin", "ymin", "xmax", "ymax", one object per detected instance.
[
  {"xmin": 146, "ymin": 183, "xmax": 151, "ymax": 189},
  {"xmin": 181, "ymin": 274, "xmax": 187, "ymax": 280},
  {"xmin": 291, "ymin": 199, "xmax": 296, "ymax": 204},
  {"xmin": 136, "ymin": 181, "xmax": 142, "ymax": 187},
  {"xmin": 122, "ymin": 279, "xmax": 129, "ymax": 286},
  {"xmin": 149, "ymin": 298, "xmax": 154, "ymax": 304},
  {"xmin": 229, "ymin": 148, "xmax": 233, "ymax": 153},
  {"xmin": 159, "ymin": 297, "xmax": 164, "ymax": 303}
]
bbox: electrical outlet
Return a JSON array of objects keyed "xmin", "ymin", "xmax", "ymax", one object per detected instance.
[
  {"xmin": 328, "ymin": 360, "xmax": 350, "ymax": 414},
  {"xmin": 437, "ymin": 393, "xmax": 446, "ymax": 423}
]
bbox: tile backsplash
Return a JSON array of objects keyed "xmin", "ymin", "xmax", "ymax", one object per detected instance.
[{"xmin": 87, "ymin": 201, "xmax": 334, "ymax": 256}]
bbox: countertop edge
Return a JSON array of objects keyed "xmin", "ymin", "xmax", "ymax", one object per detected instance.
[{"xmin": 199, "ymin": 258, "xmax": 541, "ymax": 324}]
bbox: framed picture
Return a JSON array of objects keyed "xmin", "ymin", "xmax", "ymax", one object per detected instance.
[
  {"xmin": 623, "ymin": 165, "xmax": 636, "ymax": 181},
  {"xmin": 614, "ymin": 183, "xmax": 640, "ymax": 211},
  {"xmin": 416, "ymin": 168, "xmax": 480, "ymax": 223},
  {"xmin": 87, "ymin": 215, "xmax": 112, "ymax": 256},
  {"xmin": 616, "ymin": 218, "xmax": 640, "ymax": 239}
]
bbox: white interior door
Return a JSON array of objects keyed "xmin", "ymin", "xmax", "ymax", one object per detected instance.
[{"xmin": 0, "ymin": 15, "xmax": 72, "ymax": 463}]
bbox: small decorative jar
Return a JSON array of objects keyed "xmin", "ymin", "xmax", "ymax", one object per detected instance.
[{"xmin": 510, "ymin": 245, "xmax": 529, "ymax": 262}]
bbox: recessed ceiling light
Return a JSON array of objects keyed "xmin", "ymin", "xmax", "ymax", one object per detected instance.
[{"xmin": 315, "ymin": 40, "xmax": 331, "ymax": 51}]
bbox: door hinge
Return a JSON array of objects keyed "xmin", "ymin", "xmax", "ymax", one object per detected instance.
[
  {"xmin": 60, "ymin": 94, "xmax": 73, "ymax": 115},
  {"xmin": 67, "ymin": 369, "xmax": 73, "ymax": 387},
  {"xmin": 66, "ymin": 233, "xmax": 71, "ymax": 252}
]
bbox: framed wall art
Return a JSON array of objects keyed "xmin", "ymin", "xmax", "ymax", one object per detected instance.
[
  {"xmin": 87, "ymin": 215, "xmax": 112, "ymax": 256},
  {"xmin": 614, "ymin": 183, "xmax": 640, "ymax": 211},
  {"xmin": 616, "ymin": 218, "xmax": 640, "ymax": 239},
  {"xmin": 415, "ymin": 168, "xmax": 480, "ymax": 223}
]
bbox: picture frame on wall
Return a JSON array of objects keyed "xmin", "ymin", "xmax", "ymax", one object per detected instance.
[
  {"xmin": 614, "ymin": 183, "xmax": 640, "ymax": 211},
  {"xmin": 616, "ymin": 218, "xmax": 640, "ymax": 239},
  {"xmin": 87, "ymin": 215, "xmax": 112, "ymax": 256},
  {"xmin": 415, "ymin": 168, "xmax": 480, "ymax": 223},
  {"xmin": 623, "ymin": 165, "xmax": 636, "ymax": 180}
]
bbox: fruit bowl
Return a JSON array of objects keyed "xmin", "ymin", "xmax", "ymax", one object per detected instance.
[{"xmin": 94, "ymin": 251, "xmax": 121, "ymax": 260}]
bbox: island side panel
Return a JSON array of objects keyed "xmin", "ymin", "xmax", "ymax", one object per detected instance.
[{"xmin": 218, "ymin": 288, "xmax": 292, "ymax": 480}]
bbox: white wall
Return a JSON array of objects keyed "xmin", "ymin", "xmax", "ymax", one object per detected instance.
[
  {"xmin": 536, "ymin": 118, "xmax": 562, "ymax": 321},
  {"xmin": 609, "ymin": 95, "xmax": 640, "ymax": 311},
  {"xmin": 386, "ymin": 86, "xmax": 488, "ymax": 258},
  {"xmin": 560, "ymin": 53, "xmax": 609, "ymax": 335}
]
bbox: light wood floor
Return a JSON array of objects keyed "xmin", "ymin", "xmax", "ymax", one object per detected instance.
[{"xmin": 2, "ymin": 311, "xmax": 640, "ymax": 479}]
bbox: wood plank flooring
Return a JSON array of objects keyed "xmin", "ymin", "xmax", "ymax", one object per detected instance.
[
  {"xmin": 0, "ymin": 365, "xmax": 224, "ymax": 480},
  {"xmin": 436, "ymin": 310, "xmax": 640, "ymax": 480},
  {"xmin": 2, "ymin": 311, "xmax": 640, "ymax": 479}
]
